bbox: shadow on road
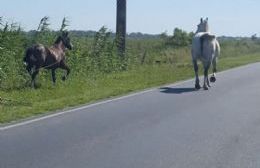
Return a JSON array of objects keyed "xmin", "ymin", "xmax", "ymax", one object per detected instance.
[{"xmin": 160, "ymin": 87, "xmax": 196, "ymax": 94}]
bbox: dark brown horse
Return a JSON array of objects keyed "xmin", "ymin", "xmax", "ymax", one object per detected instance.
[{"xmin": 24, "ymin": 31, "xmax": 73, "ymax": 88}]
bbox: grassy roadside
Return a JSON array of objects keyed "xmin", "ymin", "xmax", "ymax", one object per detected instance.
[{"xmin": 1, "ymin": 53, "xmax": 260, "ymax": 124}]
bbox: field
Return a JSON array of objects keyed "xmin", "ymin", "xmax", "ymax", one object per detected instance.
[{"xmin": 1, "ymin": 21, "xmax": 260, "ymax": 124}]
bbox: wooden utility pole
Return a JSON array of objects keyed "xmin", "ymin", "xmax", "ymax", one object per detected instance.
[{"xmin": 116, "ymin": 0, "xmax": 126, "ymax": 58}]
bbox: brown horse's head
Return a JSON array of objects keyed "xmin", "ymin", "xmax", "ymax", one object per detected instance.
[{"xmin": 56, "ymin": 31, "xmax": 73, "ymax": 50}]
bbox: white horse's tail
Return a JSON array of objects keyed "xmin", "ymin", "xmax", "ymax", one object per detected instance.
[{"xmin": 215, "ymin": 40, "xmax": 220, "ymax": 57}]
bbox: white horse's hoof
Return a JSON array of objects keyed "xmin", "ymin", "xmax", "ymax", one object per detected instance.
[
  {"xmin": 203, "ymin": 85, "xmax": 209, "ymax": 90},
  {"xmin": 195, "ymin": 84, "xmax": 201, "ymax": 90},
  {"xmin": 210, "ymin": 76, "xmax": 216, "ymax": 83}
]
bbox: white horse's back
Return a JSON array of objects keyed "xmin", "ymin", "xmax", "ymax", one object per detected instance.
[
  {"xmin": 192, "ymin": 32, "xmax": 208, "ymax": 60},
  {"xmin": 192, "ymin": 32, "xmax": 218, "ymax": 60}
]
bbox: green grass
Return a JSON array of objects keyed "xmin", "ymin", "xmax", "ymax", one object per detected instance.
[{"xmin": 1, "ymin": 52, "xmax": 260, "ymax": 124}]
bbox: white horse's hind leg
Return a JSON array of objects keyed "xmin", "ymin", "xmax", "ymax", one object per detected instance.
[
  {"xmin": 193, "ymin": 59, "xmax": 201, "ymax": 89},
  {"xmin": 206, "ymin": 76, "xmax": 210, "ymax": 88},
  {"xmin": 210, "ymin": 57, "xmax": 217, "ymax": 83},
  {"xmin": 203, "ymin": 63, "xmax": 210, "ymax": 90}
]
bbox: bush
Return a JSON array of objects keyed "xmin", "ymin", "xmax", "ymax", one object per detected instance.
[{"xmin": 161, "ymin": 28, "xmax": 194, "ymax": 47}]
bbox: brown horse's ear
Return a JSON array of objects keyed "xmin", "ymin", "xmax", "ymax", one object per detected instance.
[{"xmin": 200, "ymin": 18, "xmax": 203, "ymax": 23}]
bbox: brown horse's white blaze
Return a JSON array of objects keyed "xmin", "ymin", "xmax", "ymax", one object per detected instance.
[{"xmin": 23, "ymin": 31, "xmax": 73, "ymax": 88}]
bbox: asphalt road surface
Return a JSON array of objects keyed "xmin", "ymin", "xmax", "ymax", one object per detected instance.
[{"xmin": 1, "ymin": 63, "xmax": 260, "ymax": 168}]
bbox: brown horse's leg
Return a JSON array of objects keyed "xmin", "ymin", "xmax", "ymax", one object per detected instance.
[
  {"xmin": 31, "ymin": 69, "xmax": 39, "ymax": 88},
  {"xmin": 26, "ymin": 65, "xmax": 32, "ymax": 75},
  {"xmin": 51, "ymin": 69, "xmax": 56, "ymax": 84},
  {"xmin": 60, "ymin": 62, "xmax": 70, "ymax": 81}
]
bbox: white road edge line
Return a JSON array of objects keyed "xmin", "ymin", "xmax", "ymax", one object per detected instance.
[{"xmin": 0, "ymin": 62, "xmax": 258, "ymax": 131}]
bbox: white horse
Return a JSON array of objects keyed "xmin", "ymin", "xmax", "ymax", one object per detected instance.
[{"xmin": 191, "ymin": 18, "xmax": 220, "ymax": 90}]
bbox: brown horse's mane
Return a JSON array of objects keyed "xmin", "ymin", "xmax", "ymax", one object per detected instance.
[{"xmin": 54, "ymin": 36, "xmax": 63, "ymax": 44}]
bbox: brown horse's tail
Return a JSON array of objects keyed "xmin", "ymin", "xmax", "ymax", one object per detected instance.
[
  {"xmin": 23, "ymin": 47, "xmax": 34, "ymax": 73},
  {"xmin": 23, "ymin": 48, "xmax": 30, "ymax": 65},
  {"xmin": 23, "ymin": 55, "xmax": 28, "ymax": 65}
]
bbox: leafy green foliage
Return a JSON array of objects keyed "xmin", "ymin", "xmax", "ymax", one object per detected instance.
[
  {"xmin": 60, "ymin": 17, "xmax": 69, "ymax": 32},
  {"xmin": 0, "ymin": 21, "xmax": 28, "ymax": 89},
  {"xmin": 161, "ymin": 28, "xmax": 194, "ymax": 47},
  {"xmin": 90, "ymin": 26, "xmax": 118, "ymax": 73}
]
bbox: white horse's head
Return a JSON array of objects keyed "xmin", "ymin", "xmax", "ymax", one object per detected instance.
[{"xmin": 196, "ymin": 18, "xmax": 209, "ymax": 33}]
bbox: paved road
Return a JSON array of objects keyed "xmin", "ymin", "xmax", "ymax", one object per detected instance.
[{"xmin": 1, "ymin": 63, "xmax": 260, "ymax": 168}]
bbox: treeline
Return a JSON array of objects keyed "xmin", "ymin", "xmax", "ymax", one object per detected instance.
[{"xmin": 25, "ymin": 30, "xmax": 161, "ymax": 39}]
